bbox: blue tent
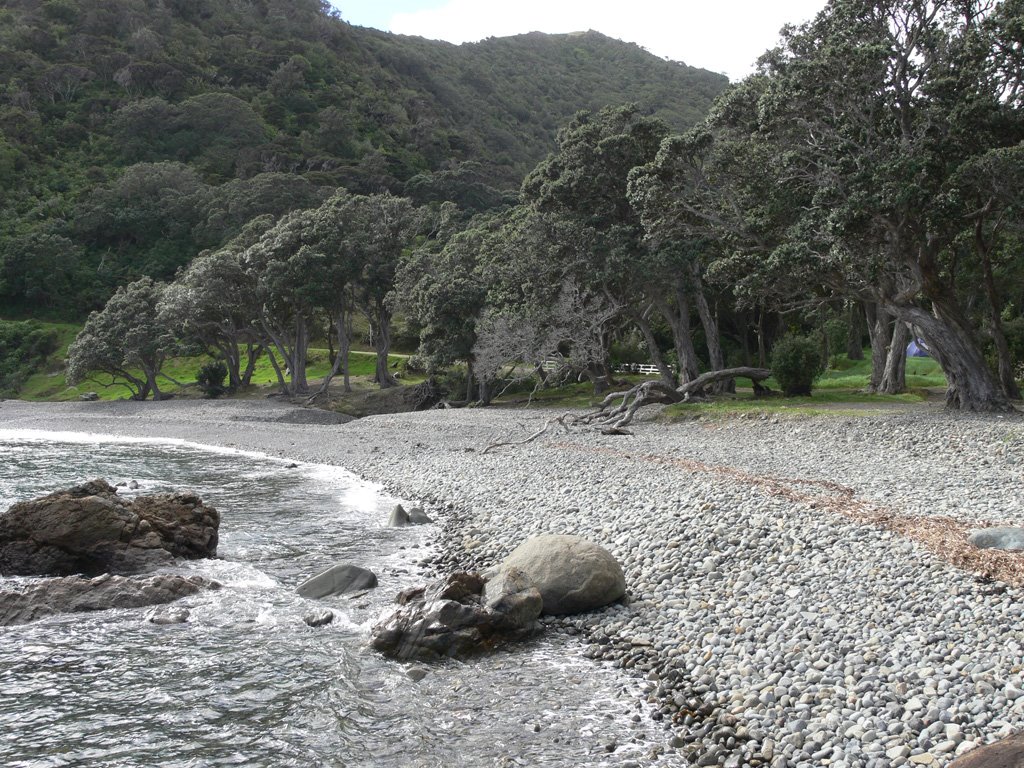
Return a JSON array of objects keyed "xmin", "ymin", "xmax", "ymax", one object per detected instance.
[{"xmin": 906, "ymin": 339, "xmax": 930, "ymax": 358}]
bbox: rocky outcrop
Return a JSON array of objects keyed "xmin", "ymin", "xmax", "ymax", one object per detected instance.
[
  {"xmin": 296, "ymin": 563, "xmax": 377, "ymax": 598},
  {"xmin": 0, "ymin": 479, "xmax": 220, "ymax": 577},
  {"xmin": 0, "ymin": 573, "xmax": 217, "ymax": 626},
  {"xmin": 492, "ymin": 534, "xmax": 626, "ymax": 615},
  {"xmin": 370, "ymin": 570, "xmax": 542, "ymax": 660}
]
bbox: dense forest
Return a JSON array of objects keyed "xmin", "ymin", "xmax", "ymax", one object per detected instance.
[
  {"xmin": 3, "ymin": 0, "xmax": 1023, "ymax": 413},
  {"xmin": 0, "ymin": 0, "xmax": 726, "ymax": 314}
]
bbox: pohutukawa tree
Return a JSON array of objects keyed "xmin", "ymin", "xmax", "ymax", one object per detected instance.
[
  {"xmin": 159, "ymin": 218, "xmax": 272, "ymax": 391},
  {"xmin": 521, "ymin": 105, "xmax": 727, "ymax": 388},
  {"xmin": 242, "ymin": 209, "xmax": 320, "ymax": 395},
  {"xmin": 650, "ymin": 0, "xmax": 1023, "ymax": 411},
  {"xmin": 67, "ymin": 277, "xmax": 175, "ymax": 400},
  {"xmin": 327, "ymin": 193, "xmax": 427, "ymax": 389}
]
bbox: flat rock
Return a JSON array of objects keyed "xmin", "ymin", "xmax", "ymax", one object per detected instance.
[
  {"xmin": 296, "ymin": 564, "xmax": 378, "ymax": 599},
  {"xmin": 494, "ymin": 534, "xmax": 626, "ymax": 615},
  {"xmin": 968, "ymin": 527, "xmax": 1024, "ymax": 550},
  {"xmin": 0, "ymin": 573, "xmax": 216, "ymax": 626}
]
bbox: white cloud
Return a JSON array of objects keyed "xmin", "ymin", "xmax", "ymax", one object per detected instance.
[{"xmin": 389, "ymin": 0, "xmax": 827, "ymax": 81}]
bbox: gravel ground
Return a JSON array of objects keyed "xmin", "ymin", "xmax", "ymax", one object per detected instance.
[{"xmin": 2, "ymin": 399, "xmax": 1023, "ymax": 767}]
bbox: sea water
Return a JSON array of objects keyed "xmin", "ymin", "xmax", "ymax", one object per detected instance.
[{"xmin": 0, "ymin": 432, "xmax": 656, "ymax": 767}]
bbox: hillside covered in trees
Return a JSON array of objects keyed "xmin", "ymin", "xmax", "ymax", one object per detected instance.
[{"xmin": 0, "ymin": 0, "xmax": 727, "ymax": 315}]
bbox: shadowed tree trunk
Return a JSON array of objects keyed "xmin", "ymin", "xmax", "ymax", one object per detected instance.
[
  {"xmin": 654, "ymin": 279, "xmax": 700, "ymax": 385},
  {"xmin": 886, "ymin": 301, "xmax": 1012, "ymax": 412},
  {"xmin": 977, "ymin": 221, "xmax": 1022, "ymax": 400},
  {"xmin": 846, "ymin": 303, "xmax": 866, "ymax": 360},
  {"xmin": 880, "ymin": 320, "xmax": 910, "ymax": 394},
  {"xmin": 629, "ymin": 306, "xmax": 674, "ymax": 387},
  {"xmin": 864, "ymin": 303, "xmax": 891, "ymax": 393},
  {"xmin": 690, "ymin": 263, "xmax": 728, "ymax": 392}
]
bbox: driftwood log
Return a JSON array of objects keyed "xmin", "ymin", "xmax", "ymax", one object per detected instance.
[
  {"xmin": 586, "ymin": 366, "xmax": 772, "ymax": 428},
  {"xmin": 483, "ymin": 367, "xmax": 772, "ymax": 451}
]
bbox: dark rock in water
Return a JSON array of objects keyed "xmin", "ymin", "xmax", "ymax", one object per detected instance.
[
  {"xmin": 387, "ymin": 504, "xmax": 411, "ymax": 527},
  {"xmin": 303, "ymin": 609, "xmax": 335, "ymax": 627},
  {"xmin": 0, "ymin": 479, "xmax": 220, "ymax": 577},
  {"xmin": 148, "ymin": 606, "xmax": 190, "ymax": 624},
  {"xmin": 483, "ymin": 567, "xmax": 544, "ymax": 630},
  {"xmin": 296, "ymin": 564, "xmax": 378, "ymax": 599},
  {"xmin": 948, "ymin": 733, "xmax": 1024, "ymax": 767},
  {"xmin": 407, "ymin": 507, "xmax": 434, "ymax": 525},
  {"xmin": 493, "ymin": 534, "xmax": 625, "ymax": 616},
  {"xmin": 406, "ymin": 666, "xmax": 429, "ymax": 682},
  {"xmin": 370, "ymin": 571, "xmax": 541, "ymax": 661},
  {"xmin": 968, "ymin": 527, "xmax": 1024, "ymax": 551},
  {"xmin": 388, "ymin": 504, "xmax": 432, "ymax": 527},
  {"xmin": 0, "ymin": 573, "xmax": 216, "ymax": 626}
]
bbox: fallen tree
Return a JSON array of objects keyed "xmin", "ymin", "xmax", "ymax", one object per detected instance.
[
  {"xmin": 483, "ymin": 367, "xmax": 773, "ymax": 452},
  {"xmin": 585, "ymin": 366, "xmax": 772, "ymax": 429}
]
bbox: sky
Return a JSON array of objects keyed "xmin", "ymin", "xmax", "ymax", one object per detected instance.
[{"xmin": 330, "ymin": 1, "xmax": 829, "ymax": 82}]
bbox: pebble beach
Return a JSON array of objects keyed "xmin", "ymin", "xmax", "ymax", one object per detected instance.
[{"xmin": 2, "ymin": 398, "xmax": 1023, "ymax": 768}]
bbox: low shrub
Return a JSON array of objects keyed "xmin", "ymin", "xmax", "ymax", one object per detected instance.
[
  {"xmin": 196, "ymin": 360, "xmax": 228, "ymax": 398},
  {"xmin": 771, "ymin": 335, "xmax": 825, "ymax": 396}
]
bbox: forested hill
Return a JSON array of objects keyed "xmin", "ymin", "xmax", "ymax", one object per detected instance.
[{"xmin": 0, "ymin": 0, "xmax": 728, "ymax": 316}]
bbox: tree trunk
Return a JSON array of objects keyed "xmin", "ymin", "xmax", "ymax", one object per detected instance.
[
  {"xmin": 315, "ymin": 309, "xmax": 353, "ymax": 396},
  {"xmin": 291, "ymin": 316, "xmax": 309, "ymax": 394},
  {"xmin": 846, "ymin": 303, "xmax": 865, "ymax": 360},
  {"xmin": 265, "ymin": 347, "xmax": 288, "ymax": 394},
  {"xmin": 740, "ymin": 310, "xmax": 752, "ymax": 367},
  {"xmin": 864, "ymin": 303, "xmax": 891, "ymax": 393},
  {"xmin": 213, "ymin": 337, "xmax": 241, "ymax": 389},
  {"xmin": 629, "ymin": 308, "xmax": 674, "ymax": 386},
  {"xmin": 690, "ymin": 263, "xmax": 729, "ymax": 393},
  {"xmin": 465, "ymin": 359, "xmax": 474, "ymax": 402},
  {"xmin": 756, "ymin": 307, "xmax": 767, "ymax": 368},
  {"xmin": 370, "ymin": 300, "xmax": 397, "ymax": 389},
  {"xmin": 880, "ymin": 320, "xmax": 910, "ymax": 394},
  {"xmin": 654, "ymin": 280, "xmax": 700, "ymax": 385},
  {"xmin": 977, "ymin": 223, "xmax": 1022, "ymax": 400},
  {"xmin": 240, "ymin": 342, "xmax": 261, "ymax": 387},
  {"xmin": 886, "ymin": 301, "xmax": 1012, "ymax": 412}
]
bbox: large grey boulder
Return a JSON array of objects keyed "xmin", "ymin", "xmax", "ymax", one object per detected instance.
[
  {"xmin": 0, "ymin": 479, "xmax": 219, "ymax": 577},
  {"xmin": 296, "ymin": 563, "xmax": 378, "ymax": 598},
  {"xmin": 494, "ymin": 535, "xmax": 625, "ymax": 615},
  {"xmin": 0, "ymin": 573, "xmax": 217, "ymax": 626},
  {"xmin": 948, "ymin": 734, "xmax": 1024, "ymax": 767},
  {"xmin": 969, "ymin": 527, "xmax": 1024, "ymax": 551},
  {"xmin": 370, "ymin": 571, "xmax": 541, "ymax": 661}
]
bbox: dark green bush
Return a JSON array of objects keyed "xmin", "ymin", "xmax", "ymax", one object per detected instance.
[
  {"xmin": 0, "ymin": 320, "xmax": 59, "ymax": 396},
  {"xmin": 771, "ymin": 335, "xmax": 825, "ymax": 396},
  {"xmin": 196, "ymin": 360, "xmax": 228, "ymax": 398}
]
